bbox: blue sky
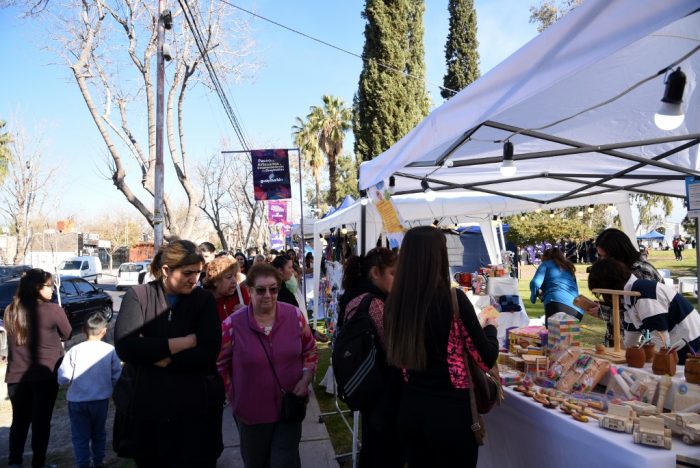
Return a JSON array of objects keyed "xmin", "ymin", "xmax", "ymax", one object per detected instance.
[{"xmin": 0, "ymin": 1, "xmax": 541, "ymax": 221}]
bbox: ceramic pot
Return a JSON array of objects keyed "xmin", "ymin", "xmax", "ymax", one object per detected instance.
[
  {"xmin": 642, "ymin": 343, "xmax": 656, "ymax": 363},
  {"xmin": 652, "ymin": 347, "xmax": 678, "ymax": 376},
  {"xmin": 685, "ymin": 357, "xmax": 700, "ymax": 384},
  {"xmin": 625, "ymin": 347, "xmax": 646, "ymax": 368}
]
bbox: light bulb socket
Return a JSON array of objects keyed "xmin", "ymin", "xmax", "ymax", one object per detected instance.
[
  {"xmin": 662, "ymin": 67, "xmax": 686, "ymax": 105},
  {"xmin": 587, "ymin": 204, "xmax": 594, "ymax": 213},
  {"xmin": 421, "ymin": 179, "xmax": 430, "ymax": 191},
  {"xmin": 388, "ymin": 175, "xmax": 396, "ymax": 195}
]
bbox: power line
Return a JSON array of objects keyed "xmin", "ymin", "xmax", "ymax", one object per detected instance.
[
  {"xmin": 177, "ymin": 0, "xmax": 252, "ymax": 151},
  {"xmin": 217, "ymin": 0, "xmax": 459, "ymax": 96}
]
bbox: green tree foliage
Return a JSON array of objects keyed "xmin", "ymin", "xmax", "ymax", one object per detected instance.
[
  {"xmin": 505, "ymin": 205, "xmax": 614, "ymax": 246},
  {"xmin": 307, "ymin": 96, "xmax": 353, "ymax": 207},
  {"xmin": 682, "ymin": 217, "xmax": 696, "ymax": 238},
  {"xmin": 634, "ymin": 194, "xmax": 674, "ymax": 232},
  {"xmin": 0, "ymin": 120, "xmax": 12, "ymax": 184},
  {"xmin": 441, "ymin": 0, "xmax": 480, "ymax": 100},
  {"xmin": 528, "ymin": 0, "xmax": 582, "ymax": 32},
  {"xmin": 333, "ymin": 153, "xmax": 360, "ymax": 203},
  {"xmin": 354, "ymin": 0, "xmax": 430, "ymax": 162},
  {"xmin": 292, "ymin": 116, "xmax": 325, "ymax": 212}
]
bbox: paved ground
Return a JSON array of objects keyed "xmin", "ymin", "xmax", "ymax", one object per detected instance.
[{"xmin": 218, "ymin": 390, "xmax": 338, "ymax": 467}]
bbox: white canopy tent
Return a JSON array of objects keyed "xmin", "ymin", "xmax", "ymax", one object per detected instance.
[
  {"xmin": 310, "ymin": 190, "xmax": 635, "ymax": 321},
  {"xmin": 359, "ymin": 0, "xmax": 700, "ymax": 203}
]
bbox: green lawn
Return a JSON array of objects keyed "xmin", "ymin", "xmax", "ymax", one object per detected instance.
[{"xmin": 314, "ymin": 248, "xmax": 699, "ymax": 459}]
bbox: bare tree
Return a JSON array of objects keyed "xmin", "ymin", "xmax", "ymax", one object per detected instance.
[
  {"xmin": 5, "ymin": 0, "xmax": 257, "ymax": 238},
  {"xmin": 0, "ymin": 124, "xmax": 56, "ymax": 264},
  {"xmin": 198, "ymin": 151, "xmax": 270, "ymax": 253},
  {"xmin": 83, "ymin": 213, "xmax": 147, "ymax": 270}
]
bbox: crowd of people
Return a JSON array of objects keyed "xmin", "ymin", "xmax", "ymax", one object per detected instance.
[
  {"xmin": 530, "ymin": 228, "xmax": 700, "ymax": 366},
  {"xmin": 5, "ymin": 226, "xmax": 700, "ymax": 468}
]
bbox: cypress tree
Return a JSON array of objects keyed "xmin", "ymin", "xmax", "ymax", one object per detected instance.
[
  {"xmin": 442, "ymin": 0, "xmax": 480, "ymax": 100},
  {"xmin": 354, "ymin": 0, "xmax": 430, "ymax": 162}
]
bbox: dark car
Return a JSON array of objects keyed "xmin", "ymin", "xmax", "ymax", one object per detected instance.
[
  {"xmin": 0, "ymin": 275, "xmax": 113, "ymax": 335},
  {"xmin": 0, "ymin": 265, "xmax": 32, "ymax": 283}
]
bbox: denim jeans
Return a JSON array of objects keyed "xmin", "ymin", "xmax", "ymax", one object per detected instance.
[{"xmin": 68, "ymin": 399, "xmax": 109, "ymax": 468}]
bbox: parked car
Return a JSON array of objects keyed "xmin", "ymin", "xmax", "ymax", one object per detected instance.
[
  {"xmin": 116, "ymin": 261, "xmax": 151, "ymax": 291},
  {"xmin": 58, "ymin": 256, "xmax": 103, "ymax": 284},
  {"xmin": 0, "ymin": 276, "xmax": 113, "ymax": 335},
  {"xmin": 0, "ymin": 265, "xmax": 32, "ymax": 283}
]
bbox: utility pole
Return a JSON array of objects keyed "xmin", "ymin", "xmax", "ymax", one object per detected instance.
[{"xmin": 154, "ymin": 0, "xmax": 166, "ymax": 251}]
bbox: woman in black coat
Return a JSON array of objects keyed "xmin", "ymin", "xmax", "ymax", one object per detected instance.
[{"xmin": 113, "ymin": 240, "xmax": 225, "ymax": 467}]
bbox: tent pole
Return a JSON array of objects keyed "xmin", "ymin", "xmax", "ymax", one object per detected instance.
[
  {"xmin": 692, "ymin": 218, "xmax": 700, "ymax": 300},
  {"xmin": 295, "ymin": 148, "xmax": 307, "ymax": 312},
  {"xmin": 361, "ymin": 203, "xmax": 366, "ymax": 254}
]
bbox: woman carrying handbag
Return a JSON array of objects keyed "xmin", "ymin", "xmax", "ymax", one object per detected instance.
[{"xmin": 384, "ymin": 226, "xmax": 499, "ymax": 468}]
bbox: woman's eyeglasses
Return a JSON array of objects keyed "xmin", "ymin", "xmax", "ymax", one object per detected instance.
[{"xmin": 253, "ymin": 286, "xmax": 279, "ymax": 296}]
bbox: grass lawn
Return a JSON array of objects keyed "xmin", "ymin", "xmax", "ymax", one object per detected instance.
[{"xmin": 314, "ymin": 248, "xmax": 699, "ymax": 459}]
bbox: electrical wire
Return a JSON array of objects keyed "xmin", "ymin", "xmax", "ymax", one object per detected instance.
[
  {"xmin": 177, "ymin": 0, "xmax": 252, "ymax": 151},
  {"xmin": 217, "ymin": 0, "xmax": 459, "ymax": 96}
]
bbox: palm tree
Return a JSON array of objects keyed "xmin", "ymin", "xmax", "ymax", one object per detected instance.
[
  {"xmin": 307, "ymin": 95, "xmax": 352, "ymax": 207},
  {"xmin": 292, "ymin": 116, "xmax": 325, "ymax": 213}
]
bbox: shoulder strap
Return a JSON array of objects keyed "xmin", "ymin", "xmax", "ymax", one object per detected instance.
[
  {"xmin": 450, "ymin": 288, "xmax": 459, "ymax": 319},
  {"xmin": 357, "ymin": 293, "xmax": 376, "ymax": 318},
  {"xmin": 256, "ymin": 334, "xmax": 286, "ymax": 393}
]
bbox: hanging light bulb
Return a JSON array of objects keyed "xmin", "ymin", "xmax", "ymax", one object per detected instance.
[
  {"xmin": 500, "ymin": 141, "xmax": 516, "ymax": 177},
  {"xmin": 520, "ymin": 213, "xmax": 526, "ymax": 221},
  {"xmin": 492, "ymin": 215, "xmax": 499, "ymax": 222},
  {"xmin": 654, "ymin": 67, "xmax": 686, "ymax": 131},
  {"xmin": 577, "ymin": 210, "xmax": 584, "ymax": 217},
  {"xmin": 606, "ymin": 203, "xmax": 615, "ymax": 212},
  {"xmin": 388, "ymin": 175, "xmax": 396, "ymax": 195},
  {"xmin": 359, "ymin": 189, "xmax": 368, "ymax": 205},
  {"xmin": 535, "ymin": 207, "xmax": 542, "ymax": 214},
  {"xmin": 340, "ymin": 224, "xmax": 348, "ymax": 235},
  {"xmin": 432, "ymin": 219, "xmax": 440, "ymax": 227},
  {"xmin": 549, "ymin": 210, "xmax": 555, "ymax": 219},
  {"xmin": 421, "ymin": 179, "xmax": 436, "ymax": 202},
  {"xmin": 587, "ymin": 204, "xmax": 594, "ymax": 213}
]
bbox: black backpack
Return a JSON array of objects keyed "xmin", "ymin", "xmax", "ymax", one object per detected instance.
[{"xmin": 332, "ymin": 293, "xmax": 385, "ymax": 411}]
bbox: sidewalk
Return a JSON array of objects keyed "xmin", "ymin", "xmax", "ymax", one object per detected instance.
[{"xmin": 218, "ymin": 388, "xmax": 338, "ymax": 467}]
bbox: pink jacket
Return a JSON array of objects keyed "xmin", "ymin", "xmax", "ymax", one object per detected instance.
[{"xmin": 217, "ymin": 302, "xmax": 317, "ymax": 424}]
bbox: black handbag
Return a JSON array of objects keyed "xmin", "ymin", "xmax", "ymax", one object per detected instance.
[{"xmin": 257, "ymin": 334, "xmax": 308, "ymax": 424}]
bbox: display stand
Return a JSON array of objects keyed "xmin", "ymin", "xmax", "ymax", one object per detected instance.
[
  {"xmin": 318, "ymin": 365, "xmax": 360, "ymax": 467},
  {"xmin": 591, "ymin": 288, "xmax": 640, "ymax": 360}
]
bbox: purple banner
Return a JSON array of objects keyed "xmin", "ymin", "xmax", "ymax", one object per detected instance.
[
  {"xmin": 252, "ymin": 149, "xmax": 292, "ymax": 200},
  {"xmin": 268, "ymin": 200, "xmax": 289, "ymax": 225}
]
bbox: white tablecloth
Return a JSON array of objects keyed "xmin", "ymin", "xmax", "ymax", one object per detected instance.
[{"xmin": 477, "ymin": 387, "xmax": 700, "ymax": 468}]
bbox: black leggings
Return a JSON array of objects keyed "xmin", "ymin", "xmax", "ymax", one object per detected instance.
[
  {"xmin": 398, "ymin": 386, "xmax": 478, "ymax": 468},
  {"xmin": 8, "ymin": 379, "xmax": 59, "ymax": 468}
]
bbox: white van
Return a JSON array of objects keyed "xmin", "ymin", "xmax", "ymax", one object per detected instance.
[
  {"xmin": 116, "ymin": 261, "xmax": 151, "ymax": 290},
  {"xmin": 58, "ymin": 256, "xmax": 103, "ymax": 284}
]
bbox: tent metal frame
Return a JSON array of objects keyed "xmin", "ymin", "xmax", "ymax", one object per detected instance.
[{"xmin": 394, "ymin": 120, "xmax": 700, "ymax": 205}]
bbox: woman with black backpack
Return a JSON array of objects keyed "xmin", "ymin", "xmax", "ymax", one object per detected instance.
[{"xmin": 337, "ymin": 247, "xmax": 402, "ymax": 468}]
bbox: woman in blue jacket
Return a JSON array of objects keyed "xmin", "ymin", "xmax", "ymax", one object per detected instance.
[{"xmin": 530, "ymin": 248, "xmax": 583, "ymax": 326}]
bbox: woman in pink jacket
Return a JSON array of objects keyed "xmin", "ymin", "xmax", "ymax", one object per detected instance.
[{"xmin": 217, "ymin": 263, "xmax": 317, "ymax": 468}]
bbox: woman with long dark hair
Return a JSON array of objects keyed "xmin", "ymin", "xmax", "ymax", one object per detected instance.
[
  {"xmin": 113, "ymin": 239, "xmax": 225, "ymax": 467},
  {"xmin": 5, "ymin": 268, "xmax": 72, "ymax": 468},
  {"xmin": 385, "ymin": 227, "xmax": 498, "ymax": 468},
  {"xmin": 530, "ymin": 248, "xmax": 583, "ymax": 326},
  {"xmin": 339, "ymin": 247, "xmax": 401, "ymax": 467}
]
